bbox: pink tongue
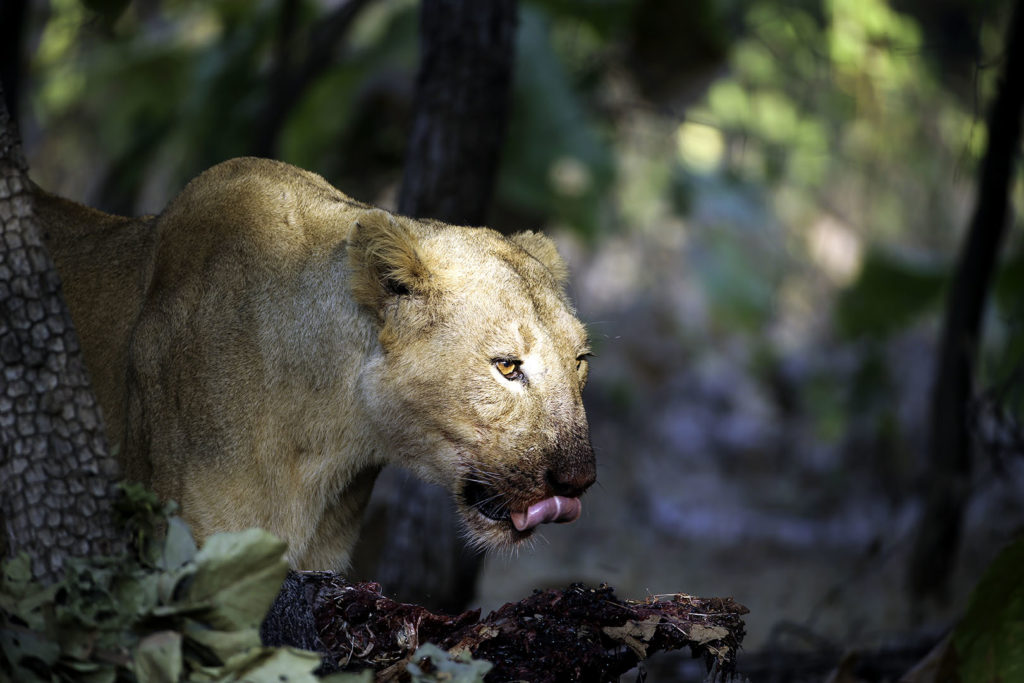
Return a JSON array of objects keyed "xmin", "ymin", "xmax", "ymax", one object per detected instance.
[{"xmin": 510, "ymin": 496, "xmax": 582, "ymax": 532}]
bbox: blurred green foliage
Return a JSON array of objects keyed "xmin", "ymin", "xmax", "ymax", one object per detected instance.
[
  {"xmin": 498, "ymin": 4, "xmax": 616, "ymax": 237},
  {"xmin": 953, "ymin": 537, "xmax": 1024, "ymax": 683},
  {"xmin": 280, "ymin": 2, "xmax": 418, "ymax": 185},
  {"xmin": 28, "ymin": 0, "xmax": 1019, "ymax": 245},
  {"xmin": 691, "ymin": 216, "xmax": 781, "ymax": 333},
  {"xmin": 28, "ymin": 0, "xmax": 624, "ymax": 231},
  {"xmin": 674, "ymin": 0, "xmax": 1023, "ymax": 435},
  {"xmin": 836, "ymin": 248, "xmax": 947, "ymax": 339},
  {"xmin": 688, "ymin": 0, "xmax": 1000, "ymax": 246}
]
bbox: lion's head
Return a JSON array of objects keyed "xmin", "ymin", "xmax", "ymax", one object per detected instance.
[{"xmin": 349, "ymin": 210, "xmax": 596, "ymax": 550}]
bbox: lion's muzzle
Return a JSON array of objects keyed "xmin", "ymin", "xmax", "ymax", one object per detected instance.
[
  {"xmin": 508, "ymin": 433, "xmax": 596, "ymax": 533},
  {"xmin": 510, "ymin": 496, "xmax": 582, "ymax": 531}
]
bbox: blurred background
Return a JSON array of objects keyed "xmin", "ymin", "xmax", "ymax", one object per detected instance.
[{"xmin": 4, "ymin": 0, "xmax": 1024, "ymax": 678}]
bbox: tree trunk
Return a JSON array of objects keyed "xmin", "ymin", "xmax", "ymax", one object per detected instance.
[
  {"xmin": 396, "ymin": 0, "xmax": 517, "ymax": 225},
  {"xmin": 350, "ymin": 0, "xmax": 518, "ymax": 613},
  {"xmin": 0, "ymin": 85, "xmax": 126, "ymax": 583},
  {"xmin": 0, "ymin": 0, "xmax": 28, "ymax": 125},
  {"xmin": 908, "ymin": 0, "xmax": 1024, "ymax": 601}
]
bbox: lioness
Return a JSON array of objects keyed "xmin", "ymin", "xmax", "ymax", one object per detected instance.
[{"xmin": 36, "ymin": 157, "xmax": 596, "ymax": 570}]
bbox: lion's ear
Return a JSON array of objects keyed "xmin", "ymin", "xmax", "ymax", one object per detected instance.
[
  {"xmin": 510, "ymin": 231, "xmax": 569, "ymax": 286},
  {"xmin": 349, "ymin": 209, "xmax": 430, "ymax": 309}
]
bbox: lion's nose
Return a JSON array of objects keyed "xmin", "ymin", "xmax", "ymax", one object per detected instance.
[{"xmin": 546, "ymin": 457, "xmax": 597, "ymax": 499}]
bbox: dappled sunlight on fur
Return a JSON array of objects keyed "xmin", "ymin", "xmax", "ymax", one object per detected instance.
[{"xmin": 39, "ymin": 157, "xmax": 596, "ymax": 572}]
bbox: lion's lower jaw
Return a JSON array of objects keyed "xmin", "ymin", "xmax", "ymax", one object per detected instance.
[{"xmin": 456, "ymin": 507, "xmax": 535, "ymax": 554}]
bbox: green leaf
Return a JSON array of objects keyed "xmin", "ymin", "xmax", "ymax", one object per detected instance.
[
  {"xmin": 182, "ymin": 620, "xmax": 261, "ymax": 662},
  {"xmin": 954, "ymin": 538, "xmax": 1024, "ymax": 683},
  {"xmin": 60, "ymin": 659, "xmax": 117, "ymax": 683},
  {"xmin": 217, "ymin": 646, "xmax": 321, "ymax": 682},
  {"xmin": 0, "ymin": 624, "xmax": 61, "ymax": 680},
  {"xmin": 134, "ymin": 630, "xmax": 183, "ymax": 683},
  {"xmin": 154, "ymin": 560, "xmax": 196, "ymax": 607},
  {"xmin": 182, "ymin": 529, "xmax": 288, "ymax": 630},
  {"xmin": 116, "ymin": 482, "xmax": 178, "ymax": 567},
  {"xmin": 57, "ymin": 620, "xmax": 100, "ymax": 661},
  {"xmin": 111, "ymin": 572, "xmax": 160, "ymax": 621},
  {"xmin": 159, "ymin": 516, "xmax": 198, "ymax": 571},
  {"xmin": 1, "ymin": 553, "xmax": 33, "ymax": 590},
  {"xmin": 836, "ymin": 248, "xmax": 947, "ymax": 338},
  {"xmin": 1, "ymin": 554, "xmax": 57, "ymax": 632}
]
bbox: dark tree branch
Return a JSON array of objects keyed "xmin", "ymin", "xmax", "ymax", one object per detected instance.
[
  {"xmin": 252, "ymin": 0, "xmax": 376, "ymax": 158},
  {"xmin": 262, "ymin": 572, "xmax": 747, "ymax": 681},
  {"xmin": 0, "ymin": 85, "xmax": 126, "ymax": 582},
  {"xmin": 909, "ymin": 0, "xmax": 1024, "ymax": 600}
]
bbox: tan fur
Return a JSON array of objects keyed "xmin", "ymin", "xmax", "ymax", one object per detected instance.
[{"xmin": 38, "ymin": 157, "xmax": 595, "ymax": 570}]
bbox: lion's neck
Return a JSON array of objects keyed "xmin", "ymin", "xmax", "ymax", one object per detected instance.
[{"xmin": 285, "ymin": 464, "xmax": 381, "ymax": 570}]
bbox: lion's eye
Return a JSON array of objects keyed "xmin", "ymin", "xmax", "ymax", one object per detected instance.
[{"xmin": 494, "ymin": 359, "xmax": 523, "ymax": 381}]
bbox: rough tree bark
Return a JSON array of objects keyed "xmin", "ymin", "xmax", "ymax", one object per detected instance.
[
  {"xmin": 908, "ymin": 0, "xmax": 1024, "ymax": 601},
  {"xmin": 351, "ymin": 0, "xmax": 518, "ymax": 614},
  {"xmin": 396, "ymin": 0, "xmax": 517, "ymax": 225},
  {"xmin": 0, "ymin": 85, "xmax": 126, "ymax": 582}
]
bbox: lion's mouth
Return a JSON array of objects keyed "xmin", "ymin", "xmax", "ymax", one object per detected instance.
[
  {"xmin": 463, "ymin": 481, "xmax": 510, "ymax": 523},
  {"xmin": 509, "ymin": 496, "xmax": 581, "ymax": 531},
  {"xmin": 462, "ymin": 481, "xmax": 583, "ymax": 532}
]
